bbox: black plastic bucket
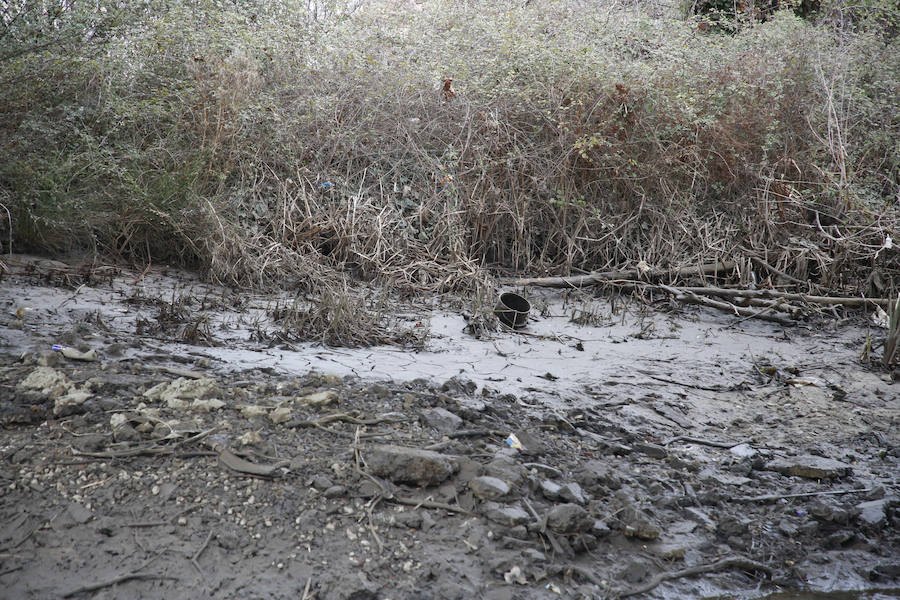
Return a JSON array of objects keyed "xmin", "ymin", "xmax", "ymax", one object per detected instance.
[{"xmin": 494, "ymin": 292, "xmax": 530, "ymax": 329}]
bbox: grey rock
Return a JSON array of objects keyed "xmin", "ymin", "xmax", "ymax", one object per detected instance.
[
  {"xmin": 365, "ymin": 445, "xmax": 456, "ymax": 486},
  {"xmin": 592, "ymin": 519, "xmax": 611, "ymax": 537},
  {"xmin": 620, "ymin": 506, "xmax": 662, "ymax": 540},
  {"xmin": 523, "ymin": 548, "xmax": 547, "ymax": 562},
  {"xmin": 484, "ymin": 455, "xmax": 526, "ymax": 487},
  {"xmin": 620, "ymin": 558, "xmax": 653, "ymax": 584},
  {"xmin": 541, "ymin": 480, "xmax": 562, "ymax": 500},
  {"xmin": 716, "ymin": 516, "xmax": 751, "ymax": 537},
  {"xmin": 546, "ymin": 503, "xmax": 592, "ymax": 534},
  {"xmin": 310, "ymin": 475, "xmax": 333, "ymax": 491},
  {"xmin": 647, "ymin": 537, "xmax": 692, "ymax": 560},
  {"xmin": 482, "ymin": 502, "xmax": 530, "ymax": 526},
  {"xmin": 825, "ymin": 531, "xmax": 854, "ymax": 548},
  {"xmin": 729, "ymin": 443, "xmax": 758, "ymax": 459},
  {"xmin": 469, "ymin": 476, "xmax": 510, "ymax": 500},
  {"xmin": 809, "ymin": 498, "xmax": 851, "ymax": 524},
  {"xmin": 441, "ymin": 377, "xmax": 476, "ymax": 395},
  {"xmin": 699, "ymin": 468, "xmax": 752, "ymax": 486},
  {"xmin": 764, "ymin": 455, "xmax": 852, "ymax": 479},
  {"xmin": 856, "ymin": 498, "xmax": 892, "ymax": 526},
  {"xmin": 215, "ymin": 523, "xmax": 247, "ymax": 550},
  {"xmin": 66, "ymin": 501, "xmax": 93, "ymax": 525},
  {"xmin": 511, "ymin": 429, "xmax": 545, "ymax": 455},
  {"xmin": 575, "ymin": 460, "xmax": 622, "ymax": 492},
  {"xmin": 323, "ymin": 485, "xmax": 347, "ymax": 498},
  {"xmin": 558, "ymin": 482, "xmax": 587, "ymax": 505},
  {"xmin": 420, "ymin": 407, "xmax": 463, "ymax": 433},
  {"xmin": 634, "ymin": 442, "xmax": 667, "ymax": 459},
  {"xmin": 778, "ymin": 519, "xmax": 799, "ymax": 537}
]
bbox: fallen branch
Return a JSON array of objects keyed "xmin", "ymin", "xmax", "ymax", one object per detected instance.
[
  {"xmin": 665, "ymin": 435, "xmax": 744, "ymax": 449},
  {"xmin": 389, "ymin": 495, "xmax": 469, "ymax": 514},
  {"xmin": 658, "ymin": 284, "xmax": 795, "ymax": 325},
  {"xmin": 508, "ymin": 261, "xmax": 735, "ymax": 288},
  {"xmin": 733, "ymin": 487, "xmax": 873, "ymax": 503},
  {"xmin": 63, "ymin": 572, "xmax": 178, "ymax": 597},
  {"xmin": 674, "ymin": 286, "xmax": 893, "ymax": 309},
  {"xmin": 618, "ymin": 556, "xmax": 772, "ymax": 598}
]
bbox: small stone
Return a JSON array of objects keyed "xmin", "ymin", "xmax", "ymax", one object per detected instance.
[
  {"xmin": 18, "ymin": 366, "xmax": 71, "ymax": 397},
  {"xmin": 576, "ymin": 460, "xmax": 622, "ymax": 492},
  {"xmin": 634, "ymin": 442, "xmax": 667, "ymax": 459},
  {"xmin": 856, "ymin": 499, "xmax": 892, "ymax": 526},
  {"xmin": 366, "ymin": 445, "xmax": 455, "ymax": 486},
  {"xmin": 523, "ymin": 549, "xmax": 547, "ymax": 562},
  {"xmin": 295, "ymin": 391, "xmax": 338, "ymax": 407},
  {"xmin": 441, "ymin": 377, "xmax": 476, "ymax": 395},
  {"xmin": 592, "ymin": 519, "xmax": 611, "ymax": 537},
  {"xmin": 484, "ymin": 455, "xmax": 526, "ymax": 487},
  {"xmin": 541, "ymin": 480, "xmax": 562, "ymax": 500},
  {"xmin": 420, "ymin": 407, "xmax": 463, "ymax": 433},
  {"xmin": 558, "ymin": 482, "xmax": 587, "ymax": 505},
  {"xmin": 716, "ymin": 516, "xmax": 751, "ymax": 538},
  {"xmin": 310, "ymin": 475, "xmax": 333, "ymax": 491},
  {"xmin": 144, "ymin": 377, "xmax": 220, "ymax": 402},
  {"xmin": 191, "ymin": 398, "xmax": 225, "ymax": 412},
  {"xmin": 511, "ymin": 430, "xmax": 544, "ymax": 455},
  {"xmin": 778, "ymin": 519, "xmax": 798, "ymax": 537},
  {"xmin": 54, "ymin": 390, "xmax": 92, "ymax": 415},
  {"xmin": 240, "ymin": 405, "xmax": 268, "ymax": 417},
  {"xmin": 503, "ymin": 565, "xmax": 527, "ymax": 585},
  {"xmin": 482, "ymin": 502, "xmax": 530, "ymax": 526},
  {"xmin": 648, "ymin": 540, "xmax": 687, "ymax": 560},
  {"xmin": 764, "ymin": 455, "xmax": 852, "ymax": 479},
  {"xmin": 469, "ymin": 476, "xmax": 510, "ymax": 500},
  {"xmin": 546, "ymin": 503, "xmax": 592, "ymax": 534},
  {"xmin": 621, "ymin": 507, "xmax": 662, "ymax": 540},
  {"xmin": 66, "ymin": 501, "xmax": 93, "ymax": 525},
  {"xmin": 700, "ymin": 468, "xmax": 752, "ymax": 486},
  {"xmin": 729, "ymin": 443, "xmax": 757, "ymax": 459},
  {"xmin": 269, "ymin": 407, "xmax": 292, "ymax": 424},
  {"xmin": 323, "ymin": 485, "xmax": 347, "ymax": 499},
  {"xmin": 239, "ymin": 431, "xmax": 263, "ymax": 446}
]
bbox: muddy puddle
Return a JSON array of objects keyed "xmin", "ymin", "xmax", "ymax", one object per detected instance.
[{"xmin": 1, "ymin": 255, "xmax": 898, "ymax": 599}]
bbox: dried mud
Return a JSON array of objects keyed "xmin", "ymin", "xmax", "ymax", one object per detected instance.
[{"xmin": 1, "ymin": 255, "xmax": 898, "ymax": 600}]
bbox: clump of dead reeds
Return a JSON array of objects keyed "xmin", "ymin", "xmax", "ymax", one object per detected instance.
[{"xmin": 270, "ymin": 280, "xmax": 425, "ymax": 348}]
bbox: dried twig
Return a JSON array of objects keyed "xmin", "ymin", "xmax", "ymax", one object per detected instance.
[
  {"xmin": 388, "ymin": 495, "xmax": 469, "ymax": 514},
  {"xmin": 733, "ymin": 487, "xmax": 873, "ymax": 503},
  {"xmin": 617, "ymin": 556, "xmax": 771, "ymax": 598},
  {"xmin": 665, "ymin": 435, "xmax": 744, "ymax": 449},
  {"xmin": 191, "ymin": 529, "xmax": 214, "ymax": 576},
  {"xmin": 509, "ymin": 261, "xmax": 735, "ymax": 288},
  {"xmin": 63, "ymin": 572, "xmax": 177, "ymax": 597}
]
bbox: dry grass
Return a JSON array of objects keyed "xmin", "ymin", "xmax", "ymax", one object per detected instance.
[{"xmin": 269, "ymin": 280, "xmax": 427, "ymax": 348}]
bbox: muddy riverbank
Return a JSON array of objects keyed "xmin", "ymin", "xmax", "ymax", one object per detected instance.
[{"xmin": 1, "ymin": 256, "xmax": 898, "ymax": 599}]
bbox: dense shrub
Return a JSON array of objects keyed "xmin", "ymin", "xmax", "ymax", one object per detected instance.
[{"xmin": 1, "ymin": 0, "xmax": 897, "ymax": 291}]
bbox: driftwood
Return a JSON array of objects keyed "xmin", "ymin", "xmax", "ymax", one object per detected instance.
[
  {"xmin": 675, "ymin": 286, "xmax": 894, "ymax": 309},
  {"xmin": 509, "ymin": 261, "xmax": 735, "ymax": 288},
  {"xmin": 659, "ymin": 285, "xmax": 795, "ymax": 325}
]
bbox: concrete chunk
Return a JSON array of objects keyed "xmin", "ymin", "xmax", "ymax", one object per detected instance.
[{"xmin": 366, "ymin": 445, "xmax": 455, "ymax": 486}]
